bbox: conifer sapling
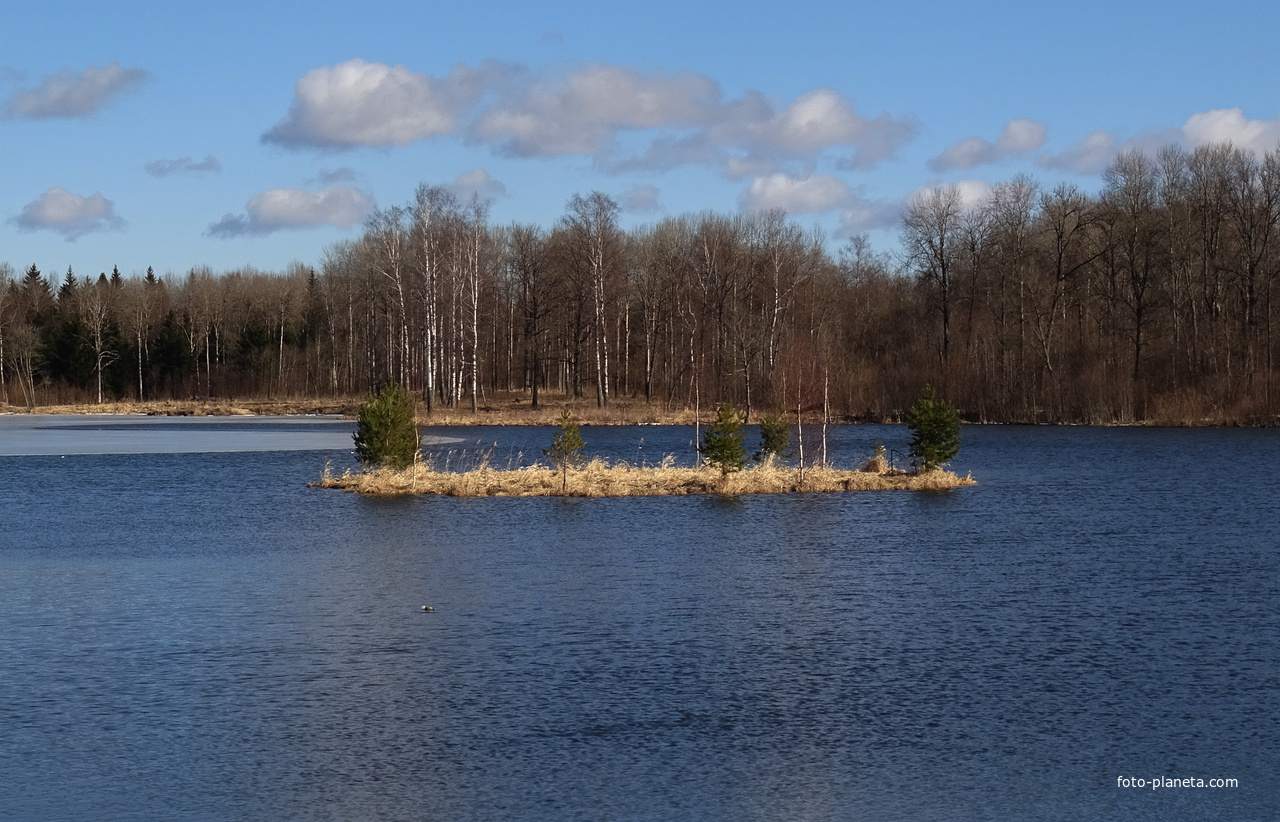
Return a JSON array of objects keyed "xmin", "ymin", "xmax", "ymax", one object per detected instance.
[
  {"xmin": 701, "ymin": 402, "xmax": 747, "ymax": 475},
  {"xmin": 544, "ymin": 409, "xmax": 586, "ymax": 493},
  {"xmin": 353, "ymin": 382, "xmax": 420, "ymax": 469},
  {"xmin": 904, "ymin": 384, "xmax": 961, "ymax": 471}
]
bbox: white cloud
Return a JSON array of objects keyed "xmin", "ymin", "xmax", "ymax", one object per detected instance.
[
  {"xmin": 145, "ymin": 156, "xmax": 222, "ymax": 177},
  {"xmin": 620, "ymin": 185, "xmax": 662, "ymax": 213},
  {"xmin": 907, "ymin": 179, "xmax": 993, "ymax": 212},
  {"xmin": 473, "ymin": 64, "xmax": 720, "ymax": 157},
  {"xmin": 723, "ymin": 156, "xmax": 778, "ymax": 180},
  {"xmin": 1181, "ymin": 108, "xmax": 1280, "ymax": 156},
  {"xmin": 206, "ymin": 186, "xmax": 373, "ymax": 237},
  {"xmin": 738, "ymin": 173, "xmax": 852, "ymax": 214},
  {"xmin": 13, "ymin": 186, "xmax": 125, "ymax": 240},
  {"xmin": 929, "ymin": 118, "xmax": 1047, "ymax": 171},
  {"xmin": 265, "ymin": 59, "xmax": 916, "ymax": 174},
  {"xmin": 720, "ymin": 88, "xmax": 918, "ymax": 169},
  {"xmin": 605, "ymin": 134, "xmax": 721, "ymax": 173},
  {"xmin": 5, "ymin": 62, "xmax": 146, "ymax": 118},
  {"xmin": 953, "ymin": 179, "xmax": 994, "ymax": 208},
  {"xmin": 837, "ymin": 197, "xmax": 901, "ymax": 234},
  {"xmin": 447, "ymin": 167, "xmax": 506, "ymax": 200},
  {"xmin": 1038, "ymin": 109, "xmax": 1280, "ymax": 176},
  {"xmin": 262, "ymin": 58, "xmax": 498, "ymax": 148},
  {"xmin": 1039, "ymin": 130, "xmax": 1122, "ymax": 175}
]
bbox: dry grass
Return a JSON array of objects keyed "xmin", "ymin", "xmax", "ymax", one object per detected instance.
[
  {"xmin": 410, "ymin": 397, "xmax": 718, "ymax": 426},
  {"xmin": 13, "ymin": 398, "xmax": 358, "ymax": 417},
  {"xmin": 311, "ymin": 455, "xmax": 976, "ymax": 498},
  {"xmin": 10, "ymin": 394, "xmax": 728, "ymax": 425}
]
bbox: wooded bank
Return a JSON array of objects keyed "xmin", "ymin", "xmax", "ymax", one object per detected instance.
[{"xmin": 4, "ymin": 141, "xmax": 1280, "ymax": 425}]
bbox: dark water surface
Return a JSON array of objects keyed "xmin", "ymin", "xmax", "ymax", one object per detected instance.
[{"xmin": 1, "ymin": 418, "xmax": 1277, "ymax": 820}]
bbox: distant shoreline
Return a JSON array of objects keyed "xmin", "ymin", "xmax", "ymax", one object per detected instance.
[{"xmin": 5, "ymin": 397, "xmax": 1276, "ymax": 428}]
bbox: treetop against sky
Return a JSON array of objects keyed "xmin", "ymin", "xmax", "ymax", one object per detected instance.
[{"xmin": 3, "ymin": 0, "xmax": 1278, "ymax": 278}]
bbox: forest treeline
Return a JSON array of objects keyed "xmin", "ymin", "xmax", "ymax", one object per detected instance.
[{"xmin": 2, "ymin": 141, "xmax": 1278, "ymax": 423}]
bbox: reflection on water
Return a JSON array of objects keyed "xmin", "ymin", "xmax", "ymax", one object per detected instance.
[{"xmin": 0, "ymin": 421, "xmax": 1278, "ymax": 820}]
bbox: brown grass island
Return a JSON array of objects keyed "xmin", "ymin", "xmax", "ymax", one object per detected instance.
[{"xmin": 312, "ymin": 453, "xmax": 975, "ymax": 498}]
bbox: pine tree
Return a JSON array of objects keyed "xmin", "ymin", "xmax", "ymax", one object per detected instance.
[
  {"xmin": 543, "ymin": 408, "xmax": 585, "ymax": 493},
  {"xmin": 353, "ymin": 382, "xmax": 419, "ymax": 469},
  {"xmin": 904, "ymin": 384, "xmax": 961, "ymax": 471},
  {"xmin": 701, "ymin": 402, "xmax": 747, "ymax": 475},
  {"xmin": 754, "ymin": 411, "xmax": 791, "ymax": 461}
]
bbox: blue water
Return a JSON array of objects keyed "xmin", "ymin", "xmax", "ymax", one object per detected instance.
[{"xmin": 1, "ymin": 418, "xmax": 1277, "ymax": 820}]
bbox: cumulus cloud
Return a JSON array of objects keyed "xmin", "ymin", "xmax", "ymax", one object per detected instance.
[
  {"xmin": 1039, "ymin": 130, "xmax": 1123, "ymax": 175},
  {"xmin": 262, "ymin": 58, "xmax": 505, "ymax": 148},
  {"xmin": 446, "ymin": 167, "xmax": 507, "ymax": 200},
  {"xmin": 605, "ymin": 134, "xmax": 722, "ymax": 174},
  {"xmin": 620, "ymin": 185, "xmax": 662, "ymax": 213},
  {"xmin": 145, "ymin": 155, "xmax": 222, "ymax": 177},
  {"xmin": 13, "ymin": 186, "xmax": 125, "ymax": 240},
  {"xmin": 265, "ymin": 59, "xmax": 916, "ymax": 174},
  {"xmin": 1181, "ymin": 108, "xmax": 1280, "ymax": 156},
  {"xmin": 1037, "ymin": 108, "xmax": 1280, "ymax": 176},
  {"xmin": 721, "ymin": 88, "xmax": 918, "ymax": 170},
  {"xmin": 837, "ymin": 198, "xmax": 902, "ymax": 235},
  {"xmin": 723, "ymin": 155, "xmax": 779, "ymax": 180},
  {"xmin": 906, "ymin": 179, "xmax": 994, "ymax": 213},
  {"xmin": 474, "ymin": 64, "xmax": 720, "ymax": 157},
  {"xmin": 738, "ymin": 173, "xmax": 853, "ymax": 214},
  {"xmin": 929, "ymin": 118, "xmax": 1047, "ymax": 171},
  {"xmin": 5, "ymin": 62, "xmax": 146, "ymax": 118},
  {"xmin": 206, "ymin": 186, "xmax": 373, "ymax": 237},
  {"xmin": 1039, "ymin": 126, "xmax": 1183, "ymax": 175}
]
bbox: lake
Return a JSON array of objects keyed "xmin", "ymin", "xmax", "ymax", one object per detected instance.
[{"xmin": 1, "ymin": 415, "xmax": 1277, "ymax": 820}]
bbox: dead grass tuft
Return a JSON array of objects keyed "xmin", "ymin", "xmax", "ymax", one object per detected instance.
[{"xmin": 860, "ymin": 454, "xmax": 889, "ymax": 474}]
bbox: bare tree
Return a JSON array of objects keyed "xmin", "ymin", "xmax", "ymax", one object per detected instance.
[
  {"xmin": 902, "ymin": 185, "xmax": 964, "ymax": 376},
  {"xmin": 0, "ymin": 262, "xmax": 13, "ymax": 406},
  {"xmin": 366, "ymin": 206, "xmax": 411, "ymax": 388},
  {"xmin": 79, "ymin": 277, "xmax": 118, "ymax": 404},
  {"xmin": 563, "ymin": 192, "xmax": 621, "ymax": 407}
]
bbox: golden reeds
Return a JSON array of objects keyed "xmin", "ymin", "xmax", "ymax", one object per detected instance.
[{"xmin": 311, "ymin": 456, "xmax": 976, "ymax": 497}]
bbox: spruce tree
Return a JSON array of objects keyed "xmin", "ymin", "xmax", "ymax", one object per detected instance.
[
  {"xmin": 701, "ymin": 402, "xmax": 747, "ymax": 475},
  {"xmin": 543, "ymin": 409, "xmax": 585, "ymax": 493},
  {"xmin": 754, "ymin": 411, "xmax": 791, "ymax": 461},
  {"xmin": 353, "ymin": 382, "xmax": 420, "ymax": 469},
  {"xmin": 904, "ymin": 384, "xmax": 961, "ymax": 471}
]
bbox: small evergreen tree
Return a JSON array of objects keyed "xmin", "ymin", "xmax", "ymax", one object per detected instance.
[
  {"xmin": 904, "ymin": 384, "xmax": 961, "ymax": 471},
  {"xmin": 754, "ymin": 411, "xmax": 791, "ymax": 461},
  {"xmin": 701, "ymin": 402, "xmax": 747, "ymax": 475},
  {"xmin": 543, "ymin": 408, "xmax": 585, "ymax": 493},
  {"xmin": 353, "ymin": 382, "xmax": 419, "ymax": 469}
]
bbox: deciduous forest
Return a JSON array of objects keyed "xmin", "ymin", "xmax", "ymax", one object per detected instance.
[{"xmin": 3, "ymin": 142, "xmax": 1278, "ymax": 423}]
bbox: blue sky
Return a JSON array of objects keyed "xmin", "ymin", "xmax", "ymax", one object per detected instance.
[{"xmin": 4, "ymin": 0, "xmax": 1279, "ymax": 279}]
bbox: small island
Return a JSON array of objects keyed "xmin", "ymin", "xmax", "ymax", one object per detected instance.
[
  {"xmin": 312, "ymin": 460, "xmax": 973, "ymax": 497},
  {"xmin": 311, "ymin": 384, "xmax": 974, "ymax": 497}
]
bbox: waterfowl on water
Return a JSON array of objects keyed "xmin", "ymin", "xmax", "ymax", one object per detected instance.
[{"xmin": 421, "ymin": 605, "xmax": 435, "ymax": 611}]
